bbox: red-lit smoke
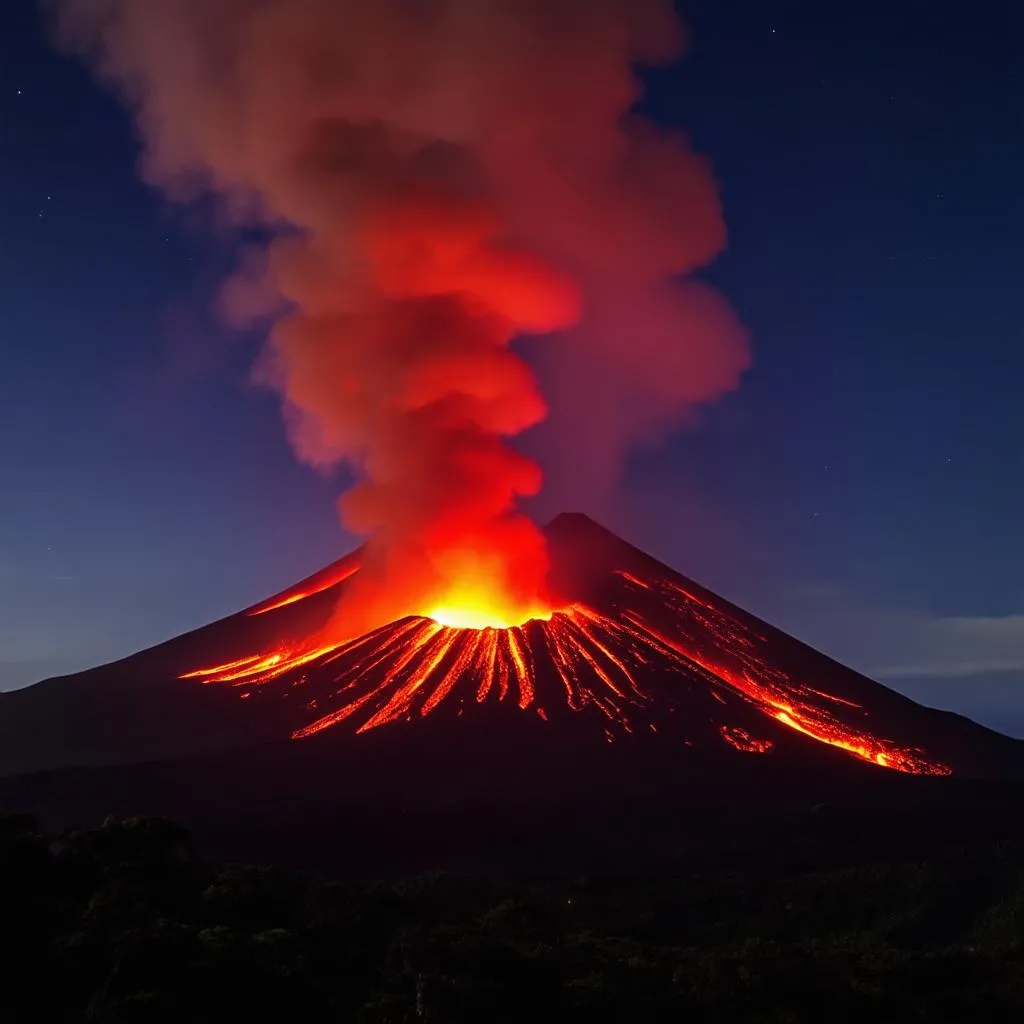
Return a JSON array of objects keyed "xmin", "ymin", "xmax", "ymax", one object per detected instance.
[{"xmin": 54, "ymin": 0, "xmax": 750, "ymax": 633}]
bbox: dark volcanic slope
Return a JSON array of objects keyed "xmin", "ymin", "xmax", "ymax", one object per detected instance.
[{"xmin": 1, "ymin": 513, "xmax": 1021, "ymax": 785}]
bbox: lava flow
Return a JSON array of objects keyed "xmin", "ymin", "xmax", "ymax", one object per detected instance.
[
  {"xmin": 246, "ymin": 558, "xmax": 360, "ymax": 617},
  {"xmin": 181, "ymin": 560, "xmax": 951, "ymax": 776}
]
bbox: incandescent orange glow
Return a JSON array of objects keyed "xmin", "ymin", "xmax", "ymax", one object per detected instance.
[
  {"xmin": 182, "ymin": 565, "xmax": 952, "ymax": 777},
  {"xmin": 426, "ymin": 587, "xmax": 553, "ymax": 631},
  {"xmin": 428, "ymin": 604, "xmax": 552, "ymax": 630},
  {"xmin": 421, "ymin": 546, "xmax": 553, "ymax": 630}
]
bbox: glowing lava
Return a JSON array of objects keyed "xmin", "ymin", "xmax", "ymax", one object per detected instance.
[
  {"xmin": 181, "ymin": 568, "xmax": 951, "ymax": 776},
  {"xmin": 404, "ymin": 543, "xmax": 557, "ymax": 629},
  {"xmin": 245, "ymin": 559, "xmax": 359, "ymax": 617},
  {"xmin": 427, "ymin": 597, "xmax": 552, "ymax": 631}
]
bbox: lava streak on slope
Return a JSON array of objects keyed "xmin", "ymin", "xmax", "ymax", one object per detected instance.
[
  {"xmin": 245, "ymin": 560, "xmax": 360, "ymax": 617},
  {"xmin": 181, "ymin": 563, "xmax": 951, "ymax": 776}
]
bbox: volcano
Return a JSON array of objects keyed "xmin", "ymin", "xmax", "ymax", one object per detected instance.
[
  {"xmin": 1, "ymin": 513, "xmax": 1021, "ymax": 785},
  {"xmin": 4, "ymin": 512, "xmax": 1024, "ymax": 874}
]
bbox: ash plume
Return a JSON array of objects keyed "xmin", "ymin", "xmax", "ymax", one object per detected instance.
[{"xmin": 53, "ymin": 0, "xmax": 749, "ymax": 632}]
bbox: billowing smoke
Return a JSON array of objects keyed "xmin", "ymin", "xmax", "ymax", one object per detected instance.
[{"xmin": 53, "ymin": 0, "xmax": 749, "ymax": 633}]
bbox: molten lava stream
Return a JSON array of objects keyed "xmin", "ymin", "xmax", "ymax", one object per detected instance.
[
  {"xmin": 182, "ymin": 602, "xmax": 647, "ymax": 734},
  {"xmin": 245, "ymin": 562, "xmax": 360, "ymax": 616},
  {"xmin": 617, "ymin": 578, "xmax": 951, "ymax": 776},
  {"xmin": 182, "ymin": 578, "xmax": 950, "ymax": 776}
]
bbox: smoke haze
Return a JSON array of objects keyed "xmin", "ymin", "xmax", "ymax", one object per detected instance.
[{"xmin": 53, "ymin": 0, "xmax": 749, "ymax": 631}]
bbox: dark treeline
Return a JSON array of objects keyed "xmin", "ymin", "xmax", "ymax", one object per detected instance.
[{"xmin": 3, "ymin": 814, "xmax": 1024, "ymax": 1022}]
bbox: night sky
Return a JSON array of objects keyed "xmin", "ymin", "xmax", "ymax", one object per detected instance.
[{"xmin": 2, "ymin": 1, "xmax": 1022, "ymax": 734}]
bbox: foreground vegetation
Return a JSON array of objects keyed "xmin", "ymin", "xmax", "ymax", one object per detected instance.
[{"xmin": 3, "ymin": 814, "xmax": 1024, "ymax": 1022}]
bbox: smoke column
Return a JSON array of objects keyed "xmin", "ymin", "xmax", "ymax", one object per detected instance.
[{"xmin": 53, "ymin": 0, "xmax": 750, "ymax": 634}]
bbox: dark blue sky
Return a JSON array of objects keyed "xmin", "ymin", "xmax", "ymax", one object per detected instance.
[{"xmin": 2, "ymin": 0, "xmax": 1022, "ymax": 733}]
